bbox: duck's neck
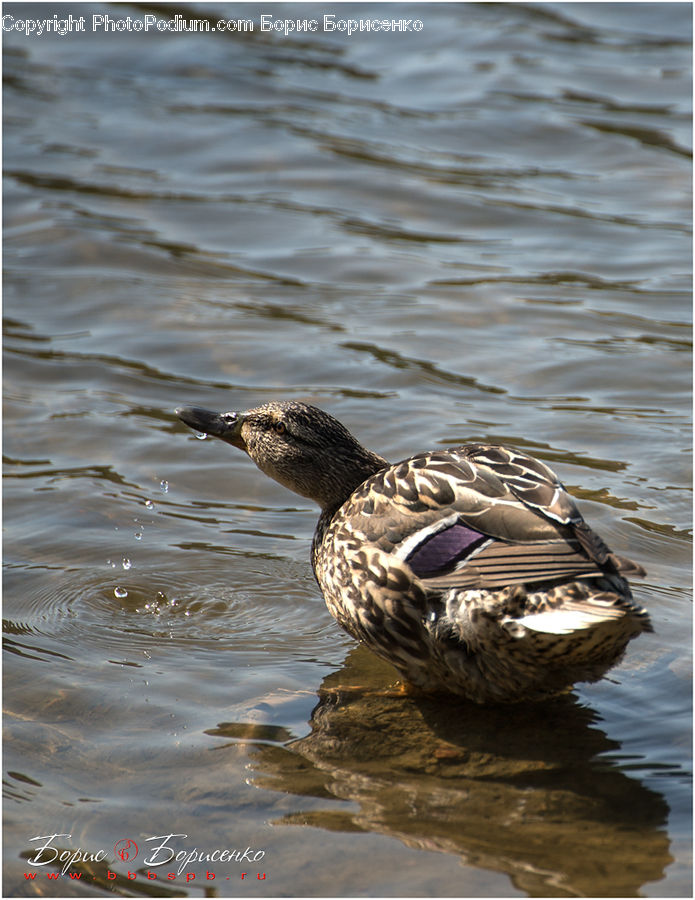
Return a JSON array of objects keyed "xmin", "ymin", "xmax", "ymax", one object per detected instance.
[
  {"xmin": 318, "ymin": 447, "xmax": 387, "ymax": 514},
  {"xmin": 311, "ymin": 448, "xmax": 387, "ymax": 567}
]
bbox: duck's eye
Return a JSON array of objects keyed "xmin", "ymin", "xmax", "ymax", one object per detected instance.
[{"xmin": 273, "ymin": 421, "xmax": 287, "ymax": 435}]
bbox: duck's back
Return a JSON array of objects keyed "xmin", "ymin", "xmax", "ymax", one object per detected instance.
[{"xmin": 313, "ymin": 443, "xmax": 650, "ymax": 702}]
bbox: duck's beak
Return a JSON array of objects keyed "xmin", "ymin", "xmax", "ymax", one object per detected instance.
[{"xmin": 176, "ymin": 406, "xmax": 246, "ymax": 450}]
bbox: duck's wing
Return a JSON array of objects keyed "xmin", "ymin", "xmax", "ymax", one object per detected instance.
[{"xmin": 345, "ymin": 445, "xmax": 644, "ymax": 591}]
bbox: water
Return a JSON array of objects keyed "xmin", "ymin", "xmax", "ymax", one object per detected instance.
[{"xmin": 3, "ymin": 2, "xmax": 691, "ymax": 896}]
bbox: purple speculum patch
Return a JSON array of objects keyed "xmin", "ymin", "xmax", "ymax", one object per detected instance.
[{"xmin": 406, "ymin": 523, "xmax": 487, "ymax": 577}]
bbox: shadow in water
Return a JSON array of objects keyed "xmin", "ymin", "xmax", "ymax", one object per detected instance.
[{"xmin": 211, "ymin": 647, "xmax": 672, "ymax": 898}]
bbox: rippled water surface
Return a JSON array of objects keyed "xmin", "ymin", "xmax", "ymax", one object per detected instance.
[{"xmin": 3, "ymin": 2, "xmax": 692, "ymax": 897}]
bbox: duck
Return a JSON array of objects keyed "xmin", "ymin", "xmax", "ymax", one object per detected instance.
[{"xmin": 176, "ymin": 401, "xmax": 651, "ymax": 703}]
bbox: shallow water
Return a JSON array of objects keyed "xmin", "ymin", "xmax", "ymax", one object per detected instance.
[{"xmin": 3, "ymin": 2, "xmax": 692, "ymax": 897}]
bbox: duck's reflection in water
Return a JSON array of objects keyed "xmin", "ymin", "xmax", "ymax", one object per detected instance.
[{"xmin": 211, "ymin": 648, "xmax": 671, "ymax": 897}]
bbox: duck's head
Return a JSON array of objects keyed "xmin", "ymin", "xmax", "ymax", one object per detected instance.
[{"xmin": 176, "ymin": 401, "xmax": 387, "ymax": 511}]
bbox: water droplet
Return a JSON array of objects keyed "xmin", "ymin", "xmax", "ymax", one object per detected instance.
[
  {"xmin": 194, "ymin": 432, "xmax": 207, "ymax": 441},
  {"xmin": 134, "ymin": 532, "xmax": 143, "ymax": 541},
  {"xmin": 159, "ymin": 480, "xmax": 169, "ymax": 493},
  {"xmin": 106, "ymin": 559, "xmax": 116, "ymax": 569},
  {"xmin": 145, "ymin": 499, "xmax": 155, "ymax": 510},
  {"xmin": 122, "ymin": 558, "xmax": 132, "ymax": 570},
  {"xmin": 114, "ymin": 587, "xmax": 128, "ymax": 599}
]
